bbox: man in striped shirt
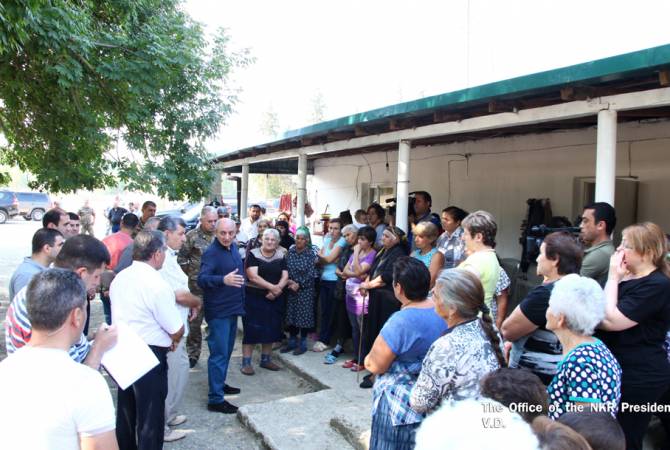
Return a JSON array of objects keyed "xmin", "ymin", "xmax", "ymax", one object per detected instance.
[{"xmin": 4, "ymin": 235, "xmax": 118, "ymax": 369}]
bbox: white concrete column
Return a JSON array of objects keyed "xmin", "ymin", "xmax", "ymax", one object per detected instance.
[
  {"xmin": 396, "ymin": 140, "xmax": 411, "ymax": 234},
  {"xmin": 240, "ymin": 164, "xmax": 249, "ymax": 219},
  {"xmin": 595, "ymin": 109, "xmax": 617, "ymax": 205},
  {"xmin": 296, "ymin": 153, "xmax": 307, "ymax": 227}
]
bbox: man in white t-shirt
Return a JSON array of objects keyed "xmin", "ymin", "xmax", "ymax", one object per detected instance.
[
  {"xmin": 0, "ymin": 269, "xmax": 118, "ymax": 450},
  {"xmin": 110, "ymin": 230, "xmax": 184, "ymax": 450},
  {"xmin": 240, "ymin": 204, "xmax": 261, "ymax": 240},
  {"xmin": 158, "ymin": 217, "xmax": 202, "ymax": 442}
]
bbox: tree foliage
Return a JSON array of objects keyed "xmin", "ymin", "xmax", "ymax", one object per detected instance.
[{"xmin": 0, "ymin": 0, "xmax": 252, "ymax": 199}]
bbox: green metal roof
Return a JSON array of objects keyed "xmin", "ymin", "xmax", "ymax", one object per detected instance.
[{"xmin": 217, "ymin": 43, "xmax": 670, "ymax": 161}]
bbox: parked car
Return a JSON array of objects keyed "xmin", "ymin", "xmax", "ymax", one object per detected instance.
[
  {"xmin": 156, "ymin": 202, "xmax": 203, "ymax": 232},
  {"xmin": 15, "ymin": 191, "xmax": 51, "ymax": 221},
  {"xmin": 0, "ymin": 191, "xmax": 20, "ymax": 224}
]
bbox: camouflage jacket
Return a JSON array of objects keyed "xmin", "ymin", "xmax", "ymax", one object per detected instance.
[
  {"xmin": 178, "ymin": 226, "xmax": 215, "ymax": 296},
  {"xmin": 78, "ymin": 206, "xmax": 95, "ymax": 225}
]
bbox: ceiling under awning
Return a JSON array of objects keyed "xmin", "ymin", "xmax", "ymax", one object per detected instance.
[{"xmin": 213, "ymin": 44, "xmax": 670, "ymax": 172}]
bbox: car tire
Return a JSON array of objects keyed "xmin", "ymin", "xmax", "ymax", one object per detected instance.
[
  {"xmin": 31, "ymin": 209, "xmax": 45, "ymax": 221},
  {"xmin": 23, "ymin": 215, "xmax": 32, "ymax": 221},
  {"xmin": 0, "ymin": 209, "xmax": 8, "ymax": 224}
]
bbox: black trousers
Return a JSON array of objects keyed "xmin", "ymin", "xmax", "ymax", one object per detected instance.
[
  {"xmin": 116, "ymin": 345, "xmax": 169, "ymax": 450},
  {"xmin": 617, "ymin": 380, "xmax": 670, "ymax": 450}
]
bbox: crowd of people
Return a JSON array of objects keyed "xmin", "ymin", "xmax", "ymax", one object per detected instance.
[{"xmin": 1, "ymin": 191, "xmax": 670, "ymax": 450}]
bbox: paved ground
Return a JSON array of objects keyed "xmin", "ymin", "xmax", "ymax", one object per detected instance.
[{"xmin": 0, "ymin": 218, "xmax": 369, "ymax": 449}]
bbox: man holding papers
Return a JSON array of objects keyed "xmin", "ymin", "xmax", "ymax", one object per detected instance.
[
  {"xmin": 111, "ymin": 230, "xmax": 184, "ymax": 450},
  {"xmin": 0, "ymin": 269, "xmax": 118, "ymax": 449}
]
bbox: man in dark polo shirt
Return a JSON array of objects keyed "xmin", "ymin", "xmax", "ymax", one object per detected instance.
[{"xmin": 197, "ymin": 218, "xmax": 245, "ymax": 414}]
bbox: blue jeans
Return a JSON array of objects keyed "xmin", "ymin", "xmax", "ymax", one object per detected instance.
[
  {"xmin": 207, "ymin": 316, "xmax": 238, "ymax": 404},
  {"xmin": 319, "ymin": 280, "xmax": 337, "ymax": 344}
]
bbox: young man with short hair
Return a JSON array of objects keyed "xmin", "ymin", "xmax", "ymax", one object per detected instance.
[
  {"xmin": 138, "ymin": 200, "xmax": 157, "ymax": 230},
  {"xmin": 579, "ymin": 202, "xmax": 616, "ymax": 287},
  {"xmin": 67, "ymin": 212, "xmax": 81, "ymax": 238},
  {"xmin": 9, "ymin": 228, "xmax": 64, "ymax": 300},
  {"xmin": 0, "ymin": 269, "xmax": 118, "ymax": 449},
  {"xmin": 43, "ymin": 208, "xmax": 70, "ymax": 237},
  {"xmin": 4, "ymin": 235, "xmax": 117, "ymax": 369}
]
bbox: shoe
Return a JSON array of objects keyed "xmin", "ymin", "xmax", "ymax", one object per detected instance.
[
  {"xmin": 240, "ymin": 365, "xmax": 255, "ymax": 376},
  {"xmin": 360, "ymin": 374, "xmax": 374, "ymax": 389},
  {"xmin": 342, "ymin": 359, "xmax": 355, "ymax": 369},
  {"xmin": 167, "ymin": 415, "xmax": 187, "ymax": 427},
  {"xmin": 259, "ymin": 360, "xmax": 281, "ymax": 371},
  {"xmin": 292, "ymin": 346, "xmax": 307, "ymax": 356},
  {"xmin": 312, "ymin": 341, "xmax": 329, "ymax": 352},
  {"xmin": 207, "ymin": 401, "xmax": 238, "ymax": 414},
  {"xmin": 350, "ymin": 363, "xmax": 366, "ymax": 372},
  {"xmin": 189, "ymin": 358, "xmax": 197, "ymax": 369},
  {"xmin": 224, "ymin": 384, "xmax": 241, "ymax": 395},
  {"xmin": 164, "ymin": 429, "xmax": 187, "ymax": 442},
  {"xmin": 280, "ymin": 337, "xmax": 297, "ymax": 353}
]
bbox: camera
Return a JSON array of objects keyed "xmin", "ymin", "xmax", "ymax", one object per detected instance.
[{"xmin": 523, "ymin": 225, "xmax": 581, "ymax": 264}]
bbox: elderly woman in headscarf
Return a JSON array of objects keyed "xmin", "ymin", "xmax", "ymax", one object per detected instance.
[
  {"xmin": 281, "ymin": 226, "xmax": 318, "ymax": 355},
  {"xmin": 276, "ymin": 220, "xmax": 295, "ymax": 252},
  {"xmin": 358, "ymin": 225, "xmax": 410, "ymax": 387}
]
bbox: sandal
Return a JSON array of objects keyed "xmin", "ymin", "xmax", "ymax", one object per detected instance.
[
  {"xmin": 342, "ymin": 359, "xmax": 355, "ymax": 369},
  {"xmin": 350, "ymin": 363, "xmax": 366, "ymax": 372},
  {"xmin": 324, "ymin": 349, "xmax": 342, "ymax": 364}
]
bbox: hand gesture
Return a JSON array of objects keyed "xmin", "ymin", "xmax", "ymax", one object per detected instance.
[
  {"xmin": 189, "ymin": 306, "xmax": 201, "ymax": 321},
  {"xmin": 609, "ymin": 249, "xmax": 628, "ymax": 282},
  {"xmin": 266, "ymin": 292, "xmax": 276, "ymax": 301},
  {"xmin": 288, "ymin": 281, "xmax": 299, "ymax": 292},
  {"xmin": 223, "ymin": 268, "xmax": 245, "ymax": 288}
]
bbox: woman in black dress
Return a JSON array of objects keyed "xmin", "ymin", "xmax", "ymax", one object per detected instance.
[
  {"xmin": 359, "ymin": 225, "xmax": 409, "ymax": 387},
  {"xmin": 242, "ymin": 228, "xmax": 289, "ymax": 375},
  {"xmin": 597, "ymin": 222, "xmax": 670, "ymax": 449}
]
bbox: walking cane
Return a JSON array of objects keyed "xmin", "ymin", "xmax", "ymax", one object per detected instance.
[{"xmin": 357, "ymin": 313, "xmax": 364, "ymax": 384}]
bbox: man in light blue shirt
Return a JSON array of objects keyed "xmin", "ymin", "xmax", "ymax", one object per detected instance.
[{"xmin": 9, "ymin": 228, "xmax": 64, "ymax": 300}]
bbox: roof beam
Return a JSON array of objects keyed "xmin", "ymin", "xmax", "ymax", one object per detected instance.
[{"xmin": 217, "ymin": 87, "xmax": 670, "ymax": 169}]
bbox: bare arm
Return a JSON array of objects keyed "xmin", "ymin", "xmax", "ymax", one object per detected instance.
[
  {"xmin": 246, "ymin": 266, "xmax": 276, "ymax": 291},
  {"xmin": 428, "ymin": 251, "xmax": 444, "ymax": 289},
  {"xmin": 500, "ymin": 306, "xmax": 537, "ymax": 342},
  {"xmin": 80, "ymin": 430, "xmax": 119, "ymax": 450},
  {"xmin": 319, "ymin": 243, "xmax": 343, "ymax": 264},
  {"xmin": 364, "ymin": 334, "xmax": 396, "ymax": 374},
  {"xmin": 599, "ymin": 251, "xmax": 638, "ymax": 331},
  {"xmin": 495, "ymin": 289, "xmax": 509, "ymax": 330},
  {"xmin": 175, "ymin": 290, "xmax": 201, "ymax": 308},
  {"xmin": 83, "ymin": 325, "xmax": 118, "ymax": 370}
]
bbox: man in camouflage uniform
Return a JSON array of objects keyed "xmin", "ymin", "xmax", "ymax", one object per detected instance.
[
  {"xmin": 178, "ymin": 205, "xmax": 218, "ymax": 368},
  {"xmin": 78, "ymin": 200, "xmax": 96, "ymax": 236}
]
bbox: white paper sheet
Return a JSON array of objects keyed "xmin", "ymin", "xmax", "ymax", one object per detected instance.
[{"xmin": 101, "ymin": 323, "xmax": 159, "ymax": 390}]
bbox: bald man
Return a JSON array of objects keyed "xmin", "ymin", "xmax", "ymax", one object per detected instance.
[{"xmin": 197, "ymin": 219, "xmax": 245, "ymax": 414}]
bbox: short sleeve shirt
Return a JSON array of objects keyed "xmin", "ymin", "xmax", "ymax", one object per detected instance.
[
  {"xmin": 547, "ymin": 339, "xmax": 622, "ymax": 419},
  {"xmin": 381, "ymin": 307, "xmax": 448, "ymax": 363},
  {"xmin": 515, "ymin": 282, "xmax": 562, "ymax": 383},
  {"xmin": 246, "ymin": 248, "xmax": 287, "ymax": 295},
  {"xmin": 0, "ymin": 347, "xmax": 115, "ymax": 449},
  {"xmin": 320, "ymin": 235, "xmax": 347, "ymax": 281},
  {"xmin": 596, "ymin": 270, "xmax": 670, "ymax": 386},
  {"xmin": 459, "ymin": 250, "xmax": 500, "ymax": 307}
]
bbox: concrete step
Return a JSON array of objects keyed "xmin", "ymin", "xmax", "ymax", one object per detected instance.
[
  {"xmin": 237, "ymin": 346, "xmax": 373, "ymax": 449},
  {"xmin": 238, "ymin": 390, "xmax": 357, "ymax": 450}
]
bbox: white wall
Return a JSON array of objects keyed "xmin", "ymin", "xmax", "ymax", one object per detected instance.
[{"xmin": 311, "ymin": 119, "xmax": 670, "ymax": 259}]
